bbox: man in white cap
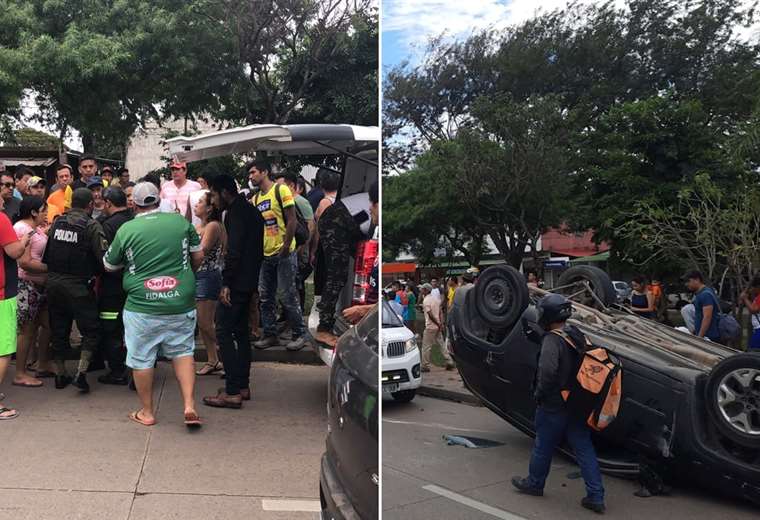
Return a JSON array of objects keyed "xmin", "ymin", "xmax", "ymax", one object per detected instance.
[{"xmin": 103, "ymin": 182, "xmax": 204, "ymax": 428}]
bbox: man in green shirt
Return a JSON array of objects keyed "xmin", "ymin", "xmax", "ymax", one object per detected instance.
[{"xmin": 104, "ymin": 182, "xmax": 204, "ymax": 428}]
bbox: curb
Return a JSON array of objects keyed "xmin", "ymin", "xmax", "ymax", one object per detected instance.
[{"xmin": 418, "ymin": 384, "xmax": 482, "ymax": 406}]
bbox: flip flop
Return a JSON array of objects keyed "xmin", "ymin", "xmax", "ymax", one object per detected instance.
[
  {"xmin": 0, "ymin": 407, "xmax": 19, "ymax": 420},
  {"xmin": 12, "ymin": 380, "xmax": 43, "ymax": 388},
  {"xmin": 184, "ymin": 412, "xmax": 203, "ymax": 428},
  {"xmin": 195, "ymin": 361, "xmax": 222, "ymax": 376},
  {"xmin": 128, "ymin": 410, "xmax": 156, "ymax": 427}
]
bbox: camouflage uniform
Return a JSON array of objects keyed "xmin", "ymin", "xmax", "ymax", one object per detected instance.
[{"xmin": 317, "ymin": 201, "xmax": 360, "ymax": 333}]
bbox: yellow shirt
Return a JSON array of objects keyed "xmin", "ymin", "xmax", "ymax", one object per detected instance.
[
  {"xmin": 447, "ymin": 286, "xmax": 456, "ymax": 308},
  {"xmin": 254, "ymin": 183, "xmax": 297, "ymax": 257}
]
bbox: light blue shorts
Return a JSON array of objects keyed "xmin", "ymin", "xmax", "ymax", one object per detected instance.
[{"xmin": 123, "ymin": 309, "xmax": 197, "ymax": 369}]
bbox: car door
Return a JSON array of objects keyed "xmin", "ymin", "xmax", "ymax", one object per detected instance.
[{"xmin": 326, "ymin": 305, "xmax": 379, "ymax": 520}]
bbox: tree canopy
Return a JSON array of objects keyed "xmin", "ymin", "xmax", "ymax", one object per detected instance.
[
  {"xmin": 383, "ymin": 0, "xmax": 760, "ymax": 286},
  {"xmin": 0, "ymin": 0, "xmax": 378, "ymax": 157}
]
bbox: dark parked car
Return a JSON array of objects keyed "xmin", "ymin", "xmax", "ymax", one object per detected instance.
[
  {"xmin": 448, "ymin": 264, "xmax": 760, "ymax": 505},
  {"xmin": 320, "ymin": 304, "xmax": 379, "ymax": 520}
]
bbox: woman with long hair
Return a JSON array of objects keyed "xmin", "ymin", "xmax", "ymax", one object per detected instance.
[
  {"xmin": 630, "ymin": 275, "xmax": 656, "ymax": 319},
  {"xmin": 13, "ymin": 196, "xmax": 51, "ymax": 386},
  {"xmin": 194, "ymin": 191, "xmax": 227, "ymax": 376}
]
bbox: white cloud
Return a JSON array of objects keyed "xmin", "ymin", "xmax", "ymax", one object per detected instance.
[
  {"xmin": 382, "ymin": 0, "xmax": 626, "ymax": 54},
  {"xmin": 383, "ymin": 0, "xmax": 759, "ymax": 60}
]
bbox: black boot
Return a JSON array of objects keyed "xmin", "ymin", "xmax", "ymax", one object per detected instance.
[
  {"xmin": 581, "ymin": 497, "xmax": 606, "ymax": 514},
  {"xmin": 55, "ymin": 374, "xmax": 73, "ymax": 390},
  {"xmin": 511, "ymin": 476, "xmax": 543, "ymax": 496},
  {"xmin": 73, "ymin": 373, "xmax": 90, "ymax": 393}
]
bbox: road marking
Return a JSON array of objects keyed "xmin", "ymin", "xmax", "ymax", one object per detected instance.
[
  {"xmin": 383, "ymin": 418, "xmax": 503, "ymax": 435},
  {"xmin": 261, "ymin": 499, "xmax": 321, "ymax": 512},
  {"xmin": 423, "ymin": 485, "xmax": 528, "ymax": 520}
]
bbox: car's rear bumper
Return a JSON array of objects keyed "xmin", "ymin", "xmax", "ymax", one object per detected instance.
[{"xmin": 320, "ymin": 452, "xmax": 361, "ymax": 520}]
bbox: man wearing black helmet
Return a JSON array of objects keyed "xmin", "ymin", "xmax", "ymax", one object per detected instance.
[{"xmin": 511, "ymin": 293, "xmax": 606, "ymax": 514}]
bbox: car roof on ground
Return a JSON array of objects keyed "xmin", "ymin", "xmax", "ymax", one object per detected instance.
[{"xmin": 166, "ymin": 123, "xmax": 379, "ymax": 163}]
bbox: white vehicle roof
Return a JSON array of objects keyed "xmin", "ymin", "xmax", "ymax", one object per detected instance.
[{"xmin": 166, "ymin": 123, "xmax": 379, "ymax": 163}]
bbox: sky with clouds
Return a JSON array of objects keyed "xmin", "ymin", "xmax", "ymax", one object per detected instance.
[{"xmin": 381, "ymin": 0, "xmax": 759, "ymax": 70}]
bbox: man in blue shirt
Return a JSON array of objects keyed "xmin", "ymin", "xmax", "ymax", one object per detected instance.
[{"xmin": 685, "ymin": 271, "xmax": 721, "ymax": 342}]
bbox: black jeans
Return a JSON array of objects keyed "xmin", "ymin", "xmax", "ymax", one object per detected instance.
[
  {"xmin": 47, "ymin": 279, "xmax": 100, "ymax": 361},
  {"xmin": 215, "ymin": 290, "xmax": 252, "ymax": 396}
]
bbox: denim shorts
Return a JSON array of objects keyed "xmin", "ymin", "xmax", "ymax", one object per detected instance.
[
  {"xmin": 196, "ymin": 269, "xmax": 222, "ymax": 300},
  {"xmin": 123, "ymin": 309, "xmax": 196, "ymax": 369}
]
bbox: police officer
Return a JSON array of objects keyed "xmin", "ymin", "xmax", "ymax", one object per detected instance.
[
  {"xmin": 43, "ymin": 188, "xmax": 108, "ymax": 393},
  {"xmin": 511, "ymin": 293, "xmax": 606, "ymax": 513},
  {"xmin": 97, "ymin": 186, "xmax": 133, "ymax": 385}
]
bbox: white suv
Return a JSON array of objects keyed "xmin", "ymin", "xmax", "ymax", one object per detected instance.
[{"xmin": 381, "ymin": 300, "xmax": 421, "ymax": 403}]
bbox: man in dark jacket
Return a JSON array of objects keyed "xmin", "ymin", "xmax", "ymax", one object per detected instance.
[
  {"xmin": 203, "ymin": 174, "xmax": 264, "ymax": 409},
  {"xmin": 511, "ymin": 293, "xmax": 606, "ymax": 514},
  {"xmin": 44, "ymin": 188, "xmax": 108, "ymax": 393},
  {"xmin": 97, "ymin": 186, "xmax": 133, "ymax": 384}
]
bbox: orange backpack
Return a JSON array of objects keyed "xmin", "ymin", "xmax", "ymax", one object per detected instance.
[{"xmin": 550, "ymin": 329, "xmax": 623, "ymax": 431}]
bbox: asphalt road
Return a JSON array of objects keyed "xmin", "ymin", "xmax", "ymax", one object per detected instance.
[
  {"xmin": 0, "ymin": 361, "xmax": 328, "ymax": 520},
  {"xmin": 382, "ymin": 395, "xmax": 760, "ymax": 519}
]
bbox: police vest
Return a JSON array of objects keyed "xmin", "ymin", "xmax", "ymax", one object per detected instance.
[{"xmin": 47, "ymin": 211, "xmax": 97, "ymax": 277}]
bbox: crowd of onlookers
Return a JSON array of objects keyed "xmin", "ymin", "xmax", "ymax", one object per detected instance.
[{"xmin": 0, "ymin": 156, "xmax": 378, "ymax": 424}]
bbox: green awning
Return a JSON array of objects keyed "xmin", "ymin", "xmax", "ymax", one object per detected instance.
[{"xmin": 570, "ymin": 251, "xmax": 610, "ymax": 264}]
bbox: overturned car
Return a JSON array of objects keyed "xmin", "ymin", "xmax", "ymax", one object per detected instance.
[{"xmin": 448, "ymin": 264, "xmax": 760, "ymax": 505}]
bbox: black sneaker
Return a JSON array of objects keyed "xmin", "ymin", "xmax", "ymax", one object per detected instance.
[
  {"xmin": 511, "ymin": 476, "xmax": 543, "ymax": 496},
  {"xmin": 55, "ymin": 374, "xmax": 73, "ymax": 389},
  {"xmin": 581, "ymin": 497, "xmax": 605, "ymax": 514},
  {"xmin": 97, "ymin": 372, "xmax": 129, "ymax": 386},
  {"xmin": 73, "ymin": 373, "xmax": 90, "ymax": 393}
]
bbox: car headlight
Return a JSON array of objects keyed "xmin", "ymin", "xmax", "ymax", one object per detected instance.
[{"xmin": 405, "ymin": 338, "xmax": 418, "ymax": 353}]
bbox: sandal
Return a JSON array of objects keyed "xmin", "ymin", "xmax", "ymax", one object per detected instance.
[
  {"xmin": 195, "ymin": 361, "xmax": 222, "ymax": 376},
  {"xmin": 128, "ymin": 410, "xmax": 156, "ymax": 426},
  {"xmin": 184, "ymin": 412, "xmax": 203, "ymax": 428},
  {"xmin": 0, "ymin": 407, "xmax": 19, "ymax": 420}
]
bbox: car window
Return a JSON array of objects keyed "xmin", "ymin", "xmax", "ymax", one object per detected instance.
[
  {"xmin": 356, "ymin": 303, "xmax": 379, "ymax": 353},
  {"xmin": 381, "ymin": 299, "xmax": 404, "ymax": 328}
]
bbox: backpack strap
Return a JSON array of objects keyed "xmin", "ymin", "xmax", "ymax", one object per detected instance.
[
  {"xmin": 549, "ymin": 329, "xmax": 577, "ymax": 350},
  {"xmin": 274, "ymin": 183, "xmax": 287, "ymax": 225}
]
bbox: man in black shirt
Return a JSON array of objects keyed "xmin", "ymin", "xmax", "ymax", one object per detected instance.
[
  {"xmin": 97, "ymin": 187, "xmax": 133, "ymax": 385},
  {"xmin": 72, "ymin": 154, "xmax": 98, "ymax": 190},
  {"xmin": 1, "ymin": 172, "xmax": 20, "ymax": 222},
  {"xmin": 511, "ymin": 293, "xmax": 606, "ymax": 513},
  {"xmin": 203, "ymin": 174, "xmax": 264, "ymax": 409}
]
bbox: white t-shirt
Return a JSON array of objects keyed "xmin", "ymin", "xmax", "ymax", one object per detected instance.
[{"xmin": 160, "ymin": 179, "xmax": 202, "ymax": 219}]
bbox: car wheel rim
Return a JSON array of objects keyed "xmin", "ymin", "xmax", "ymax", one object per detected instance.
[
  {"xmin": 484, "ymin": 279, "xmax": 512, "ymax": 316},
  {"xmin": 717, "ymin": 368, "xmax": 760, "ymax": 436}
]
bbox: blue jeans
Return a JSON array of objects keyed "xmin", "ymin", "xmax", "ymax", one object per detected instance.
[
  {"xmin": 527, "ymin": 407, "xmax": 605, "ymax": 503},
  {"xmin": 259, "ymin": 252, "xmax": 306, "ymax": 339}
]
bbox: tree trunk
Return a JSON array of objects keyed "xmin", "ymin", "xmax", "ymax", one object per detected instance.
[{"xmin": 81, "ymin": 133, "xmax": 97, "ymax": 154}]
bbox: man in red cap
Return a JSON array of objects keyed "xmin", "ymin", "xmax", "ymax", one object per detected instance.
[{"xmin": 159, "ymin": 160, "xmax": 201, "ymax": 220}]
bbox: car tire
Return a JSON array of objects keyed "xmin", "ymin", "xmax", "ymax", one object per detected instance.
[
  {"xmin": 557, "ymin": 265, "xmax": 616, "ymax": 309},
  {"xmin": 391, "ymin": 389, "xmax": 416, "ymax": 403},
  {"xmin": 705, "ymin": 353, "xmax": 760, "ymax": 449},
  {"xmin": 472, "ymin": 265, "xmax": 529, "ymax": 329}
]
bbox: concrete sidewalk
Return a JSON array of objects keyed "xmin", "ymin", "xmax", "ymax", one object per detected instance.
[
  {"xmin": 0, "ymin": 361, "xmax": 328, "ymax": 520},
  {"xmin": 418, "ymin": 365, "xmax": 481, "ymax": 406}
]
